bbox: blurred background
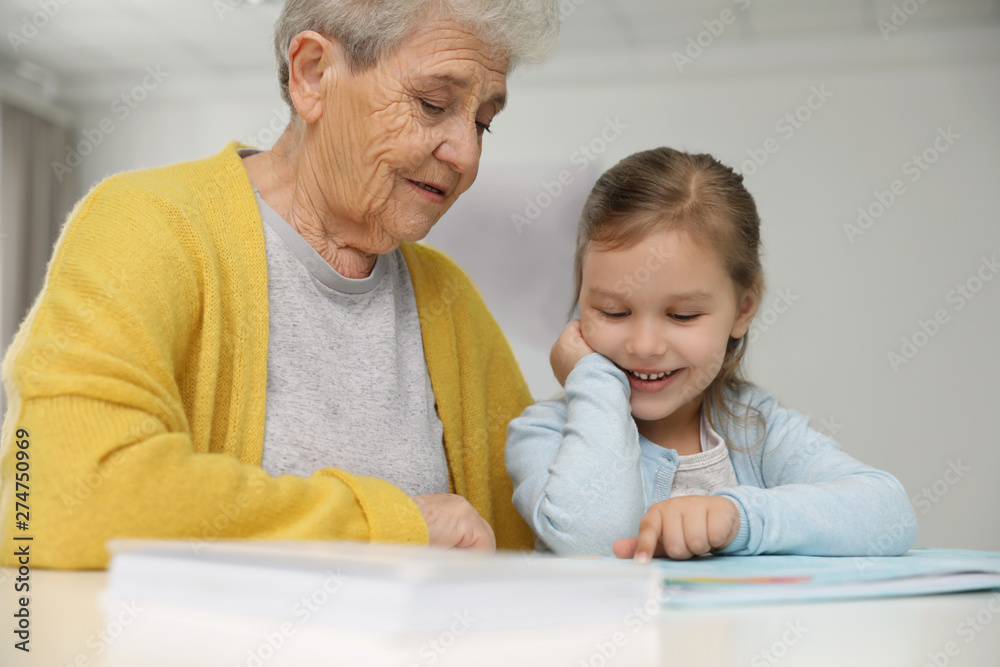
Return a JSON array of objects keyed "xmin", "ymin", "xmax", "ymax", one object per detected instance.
[{"xmin": 0, "ymin": 0, "xmax": 998, "ymax": 551}]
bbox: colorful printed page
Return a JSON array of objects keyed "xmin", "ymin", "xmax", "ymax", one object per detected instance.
[{"xmin": 656, "ymin": 548, "xmax": 1000, "ymax": 606}]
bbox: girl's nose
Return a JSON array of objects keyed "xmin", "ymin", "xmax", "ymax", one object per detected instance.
[{"xmin": 624, "ymin": 318, "xmax": 668, "ymax": 358}]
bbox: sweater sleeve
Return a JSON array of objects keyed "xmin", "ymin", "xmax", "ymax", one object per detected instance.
[
  {"xmin": 505, "ymin": 354, "xmax": 646, "ymax": 556},
  {"xmin": 399, "ymin": 241, "xmax": 536, "ymax": 551},
  {"xmin": 712, "ymin": 391, "xmax": 918, "ymax": 557},
  {"xmin": 0, "ymin": 176, "xmax": 427, "ymax": 570}
]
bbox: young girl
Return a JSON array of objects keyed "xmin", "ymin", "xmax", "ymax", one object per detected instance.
[{"xmin": 505, "ymin": 147, "xmax": 917, "ymax": 562}]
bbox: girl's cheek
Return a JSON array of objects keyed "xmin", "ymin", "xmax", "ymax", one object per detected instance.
[{"xmin": 685, "ymin": 328, "xmax": 723, "ymax": 360}]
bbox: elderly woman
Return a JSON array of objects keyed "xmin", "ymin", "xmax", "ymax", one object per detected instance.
[{"xmin": 1, "ymin": 0, "xmax": 559, "ymax": 569}]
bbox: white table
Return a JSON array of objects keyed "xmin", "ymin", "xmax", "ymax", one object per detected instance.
[{"xmin": 3, "ymin": 567, "xmax": 1000, "ymax": 667}]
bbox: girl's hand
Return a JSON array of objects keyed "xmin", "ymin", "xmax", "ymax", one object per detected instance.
[
  {"xmin": 550, "ymin": 320, "xmax": 597, "ymax": 386},
  {"xmin": 612, "ymin": 496, "xmax": 740, "ymax": 562}
]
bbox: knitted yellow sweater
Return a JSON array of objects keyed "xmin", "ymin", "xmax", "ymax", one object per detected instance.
[{"xmin": 0, "ymin": 143, "xmax": 535, "ymax": 569}]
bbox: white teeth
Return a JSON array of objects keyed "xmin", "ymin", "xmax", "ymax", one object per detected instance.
[{"xmin": 628, "ymin": 369, "xmax": 675, "ymax": 381}]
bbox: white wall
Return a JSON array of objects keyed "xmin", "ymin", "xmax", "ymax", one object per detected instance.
[{"xmin": 64, "ymin": 23, "xmax": 1000, "ymax": 551}]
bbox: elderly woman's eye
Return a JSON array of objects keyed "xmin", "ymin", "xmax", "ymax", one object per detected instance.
[
  {"xmin": 476, "ymin": 121, "xmax": 492, "ymax": 135},
  {"xmin": 420, "ymin": 99, "xmax": 445, "ymax": 114}
]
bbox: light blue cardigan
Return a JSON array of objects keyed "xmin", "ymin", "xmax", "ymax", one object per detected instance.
[{"xmin": 505, "ymin": 354, "xmax": 918, "ymax": 557}]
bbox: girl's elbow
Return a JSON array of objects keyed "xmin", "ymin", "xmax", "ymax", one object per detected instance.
[
  {"xmin": 532, "ymin": 509, "xmax": 619, "ymax": 557},
  {"xmin": 890, "ymin": 476, "xmax": 920, "ymax": 553},
  {"xmin": 872, "ymin": 494, "xmax": 919, "ymax": 556},
  {"xmin": 863, "ymin": 471, "xmax": 920, "ymax": 554},
  {"xmin": 897, "ymin": 502, "xmax": 919, "ymax": 553}
]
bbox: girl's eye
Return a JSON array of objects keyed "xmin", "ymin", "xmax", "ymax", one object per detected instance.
[
  {"xmin": 671, "ymin": 314, "xmax": 700, "ymax": 322},
  {"xmin": 420, "ymin": 99, "xmax": 445, "ymax": 114},
  {"xmin": 599, "ymin": 310, "xmax": 629, "ymax": 319}
]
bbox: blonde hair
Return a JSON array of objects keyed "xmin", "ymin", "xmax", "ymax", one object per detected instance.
[{"xmin": 572, "ymin": 147, "xmax": 765, "ymax": 447}]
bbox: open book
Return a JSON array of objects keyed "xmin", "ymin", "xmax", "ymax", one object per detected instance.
[{"xmin": 656, "ymin": 548, "xmax": 1000, "ymax": 606}]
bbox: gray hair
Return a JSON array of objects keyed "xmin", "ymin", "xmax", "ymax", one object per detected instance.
[{"xmin": 273, "ymin": 0, "xmax": 560, "ymax": 108}]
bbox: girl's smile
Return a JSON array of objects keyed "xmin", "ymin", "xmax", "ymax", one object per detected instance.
[{"xmin": 613, "ymin": 363, "xmax": 684, "ymax": 393}]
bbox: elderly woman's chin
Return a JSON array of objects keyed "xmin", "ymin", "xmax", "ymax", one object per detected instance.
[
  {"xmin": 389, "ymin": 213, "xmax": 446, "ymax": 245},
  {"xmin": 361, "ymin": 207, "xmax": 444, "ymax": 252},
  {"xmin": 381, "ymin": 186, "xmax": 463, "ymax": 245}
]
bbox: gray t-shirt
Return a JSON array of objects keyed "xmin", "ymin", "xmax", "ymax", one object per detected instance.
[{"xmin": 252, "ymin": 187, "xmax": 449, "ymax": 496}]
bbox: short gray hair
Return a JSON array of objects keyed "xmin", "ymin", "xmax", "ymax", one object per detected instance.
[{"xmin": 273, "ymin": 0, "xmax": 560, "ymax": 108}]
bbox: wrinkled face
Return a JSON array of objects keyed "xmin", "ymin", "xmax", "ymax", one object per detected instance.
[
  {"xmin": 579, "ymin": 229, "xmax": 756, "ymax": 426},
  {"xmin": 311, "ymin": 16, "xmax": 508, "ymax": 251}
]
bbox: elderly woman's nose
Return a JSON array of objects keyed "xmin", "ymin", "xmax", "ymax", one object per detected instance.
[{"xmin": 433, "ymin": 119, "xmax": 481, "ymax": 174}]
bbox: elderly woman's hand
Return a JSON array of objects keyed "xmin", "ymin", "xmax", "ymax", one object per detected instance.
[{"xmin": 413, "ymin": 493, "xmax": 497, "ymax": 551}]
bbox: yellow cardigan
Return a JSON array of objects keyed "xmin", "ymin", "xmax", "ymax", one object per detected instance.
[{"xmin": 0, "ymin": 143, "xmax": 535, "ymax": 569}]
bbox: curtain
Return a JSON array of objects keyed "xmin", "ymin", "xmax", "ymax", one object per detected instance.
[{"xmin": 0, "ymin": 100, "xmax": 76, "ymax": 414}]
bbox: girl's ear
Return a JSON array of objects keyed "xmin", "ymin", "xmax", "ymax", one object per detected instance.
[{"xmin": 730, "ymin": 277, "xmax": 763, "ymax": 339}]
